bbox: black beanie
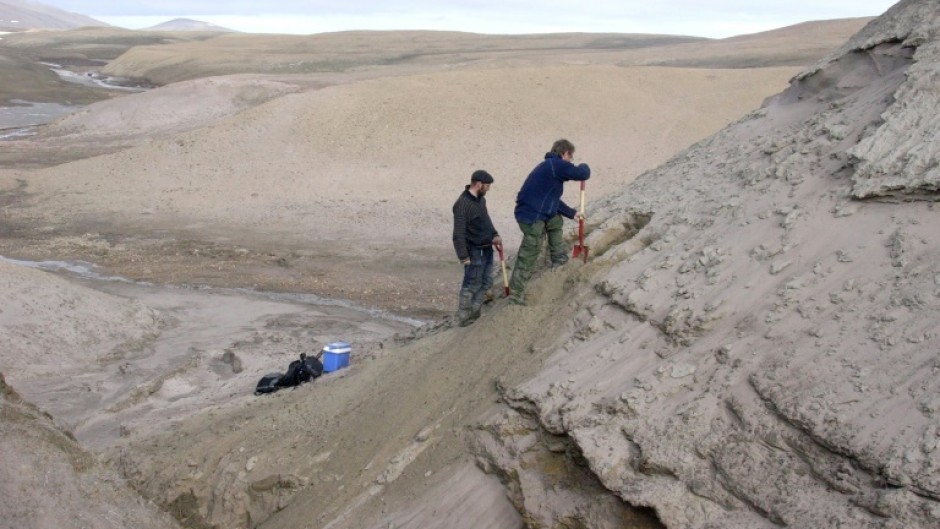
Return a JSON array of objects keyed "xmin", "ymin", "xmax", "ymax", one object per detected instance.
[{"xmin": 471, "ymin": 169, "xmax": 494, "ymax": 184}]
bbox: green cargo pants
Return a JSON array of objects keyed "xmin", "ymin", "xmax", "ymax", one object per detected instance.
[{"xmin": 508, "ymin": 214, "xmax": 568, "ymax": 304}]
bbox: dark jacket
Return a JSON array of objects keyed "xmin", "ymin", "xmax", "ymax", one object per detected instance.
[
  {"xmin": 514, "ymin": 152, "xmax": 590, "ymax": 224},
  {"xmin": 453, "ymin": 187, "xmax": 498, "ymax": 261}
]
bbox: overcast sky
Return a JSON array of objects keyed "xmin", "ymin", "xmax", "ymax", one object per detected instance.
[{"xmin": 46, "ymin": 1, "xmax": 899, "ymax": 38}]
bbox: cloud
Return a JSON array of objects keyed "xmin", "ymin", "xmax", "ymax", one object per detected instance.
[{"xmin": 50, "ymin": 0, "xmax": 898, "ymax": 38}]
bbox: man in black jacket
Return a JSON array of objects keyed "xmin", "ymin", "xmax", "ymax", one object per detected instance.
[{"xmin": 452, "ymin": 169, "xmax": 501, "ymax": 326}]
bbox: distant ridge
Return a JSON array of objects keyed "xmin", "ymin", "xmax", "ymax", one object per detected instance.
[
  {"xmin": 144, "ymin": 18, "xmax": 236, "ymax": 32},
  {"xmin": 0, "ymin": 0, "xmax": 108, "ymax": 30}
]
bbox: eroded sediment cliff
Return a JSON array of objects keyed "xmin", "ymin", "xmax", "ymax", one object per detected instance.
[{"xmin": 475, "ymin": 1, "xmax": 940, "ymax": 527}]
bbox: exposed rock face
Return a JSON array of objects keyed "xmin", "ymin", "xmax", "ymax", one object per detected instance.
[
  {"xmin": 829, "ymin": 1, "xmax": 940, "ymax": 199},
  {"xmin": 474, "ymin": 1, "xmax": 940, "ymax": 527}
]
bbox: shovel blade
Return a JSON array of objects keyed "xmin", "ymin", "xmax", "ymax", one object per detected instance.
[
  {"xmin": 573, "ymin": 216, "xmax": 587, "ymax": 259},
  {"xmin": 573, "ymin": 245, "xmax": 589, "ymax": 261}
]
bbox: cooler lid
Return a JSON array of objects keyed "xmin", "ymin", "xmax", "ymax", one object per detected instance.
[{"xmin": 324, "ymin": 341, "xmax": 351, "ymax": 353}]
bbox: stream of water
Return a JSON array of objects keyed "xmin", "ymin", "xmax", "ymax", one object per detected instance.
[
  {"xmin": 0, "ymin": 255, "xmax": 427, "ymax": 327},
  {"xmin": 0, "ymin": 62, "xmax": 147, "ymax": 139}
]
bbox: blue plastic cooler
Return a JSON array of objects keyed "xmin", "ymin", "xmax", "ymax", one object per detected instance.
[{"xmin": 321, "ymin": 341, "xmax": 351, "ymax": 372}]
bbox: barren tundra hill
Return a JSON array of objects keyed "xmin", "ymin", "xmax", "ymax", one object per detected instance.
[
  {"xmin": 0, "ymin": 0, "xmax": 107, "ymax": 31},
  {"xmin": 0, "ymin": 27, "xmax": 234, "ymax": 106},
  {"xmin": 2, "ymin": 3, "xmax": 936, "ymax": 529},
  {"xmin": 0, "ymin": 20, "xmax": 873, "ymax": 318},
  {"xmin": 0, "ymin": 64, "xmax": 801, "ymax": 317},
  {"xmin": 144, "ymin": 18, "xmax": 236, "ymax": 32},
  {"xmin": 612, "ymin": 17, "xmax": 879, "ymax": 68},
  {"xmin": 94, "ymin": 20, "xmax": 873, "ymax": 86},
  {"xmin": 96, "ymin": 31, "xmax": 707, "ymax": 85}
]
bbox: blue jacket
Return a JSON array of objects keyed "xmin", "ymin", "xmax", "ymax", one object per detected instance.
[{"xmin": 514, "ymin": 152, "xmax": 591, "ymax": 224}]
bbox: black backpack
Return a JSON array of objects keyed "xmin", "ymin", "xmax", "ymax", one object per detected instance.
[
  {"xmin": 255, "ymin": 373, "xmax": 283, "ymax": 394},
  {"xmin": 255, "ymin": 353, "xmax": 324, "ymax": 395},
  {"xmin": 304, "ymin": 353, "xmax": 325, "ymax": 377},
  {"xmin": 280, "ymin": 353, "xmax": 324, "ymax": 387}
]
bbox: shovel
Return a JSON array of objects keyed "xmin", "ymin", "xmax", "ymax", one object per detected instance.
[
  {"xmin": 496, "ymin": 241, "xmax": 510, "ymax": 297},
  {"xmin": 572, "ymin": 180, "xmax": 589, "ymax": 263}
]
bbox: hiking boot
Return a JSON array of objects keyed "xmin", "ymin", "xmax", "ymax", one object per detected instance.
[
  {"xmin": 455, "ymin": 290, "xmax": 474, "ymax": 325},
  {"xmin": 459, "ymin": 306, "xmax": 481, "ymax": 327},
  {"xmin": 508, "ymin": 295, "xmax": 526, "ymax": 306},
  {"xmin": 551, "ymin": 252, "xmax": 569, "ymax": 268}
]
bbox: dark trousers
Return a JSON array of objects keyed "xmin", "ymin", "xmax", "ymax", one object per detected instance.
[{"xmin": 459, "ymin": 245, "xmax": 494, "ymax": 311}]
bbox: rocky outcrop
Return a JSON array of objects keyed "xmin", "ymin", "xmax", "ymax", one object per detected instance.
[
  {"xmin": 831, "ymin": 2, "xmax": 940, "ymax": 199},
  {"xmin": 474, "ymin": 1, "xmax": 940, "ymax": 527}
]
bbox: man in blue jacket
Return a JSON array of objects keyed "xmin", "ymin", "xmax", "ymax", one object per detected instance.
[{"xmin": 508, "ymin": 139, "xmax": 590, "ymax": 305}]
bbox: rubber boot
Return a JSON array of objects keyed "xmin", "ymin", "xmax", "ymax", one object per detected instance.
[
  {"xmin": 456, "ymin": 290, "xmax": 478, "ymax": 327},
  {"xmin": 467, "ymin": 303, "xmax": 482, "ymax": 324}
]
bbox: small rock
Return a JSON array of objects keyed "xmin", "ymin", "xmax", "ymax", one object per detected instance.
[
  {"xmin": 670, "ymin": 363, "xmax": 696, "ymax": 379},
  {"xmin": 770, "ymin": 260, "xmax": 792, "ymax": 275},
  {"xmin": 833, "ymin": 203, "xmax": 858, "ymax": 218},
  {"xmin": 415, "ymin": 427, "xmax": 433, "ymax": 443},
  {"xmin": 715, "ymin": 345, "xmax": 732, "ymax": 364},
  {"xmin": 919, "ymin": 396, "xmax": 940, "ymax": 416}
]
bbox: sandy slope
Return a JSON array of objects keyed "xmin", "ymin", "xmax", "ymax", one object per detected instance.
[
  {"xmin": 1, "ymin": 376, "xmax": 180, "ymax": 529},
  {"xmin": 0, "ymin": 259, "xmax": 160, "ymax": 380},
  {"xmin": 0, "ymin": 264, "xmax": 179, "ymax": 529}
]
